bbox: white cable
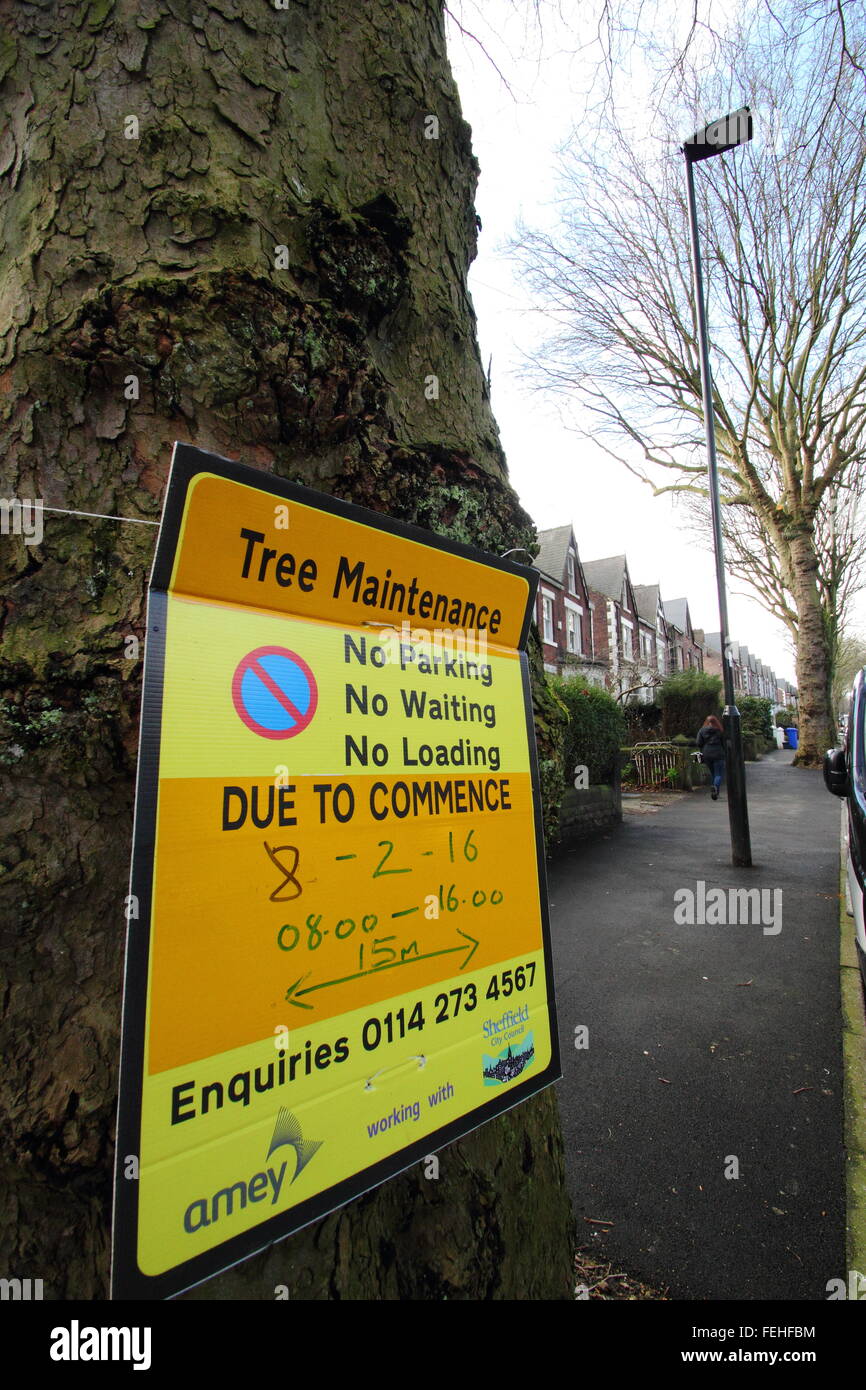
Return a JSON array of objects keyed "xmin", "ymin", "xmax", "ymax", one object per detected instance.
[{"xmin": 41, "ymin": 506, "xmax": 159, "ymax": 527}]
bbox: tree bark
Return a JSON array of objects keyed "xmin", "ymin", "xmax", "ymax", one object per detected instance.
[
  {"xmin": 786, "ymin": 530, "xmax": 837, "ymax": 765},
  {"xmin": 0, "ymin": 0, "xmax": 573, "ymax": 1299}
]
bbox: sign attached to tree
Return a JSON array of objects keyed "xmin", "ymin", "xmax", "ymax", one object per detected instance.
[{"xmin": 112, "ymin": 442, "xmax": 559, "ymax": 1300}]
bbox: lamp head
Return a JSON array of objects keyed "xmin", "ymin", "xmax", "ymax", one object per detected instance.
[{"xmin": 684, "ymin": 106, "xmax": 752, "ymax": 162}]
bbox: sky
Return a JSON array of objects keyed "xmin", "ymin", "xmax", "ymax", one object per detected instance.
[{"xmin": 443, "ymin": 0, "xmax": 828, "ymax": 684}]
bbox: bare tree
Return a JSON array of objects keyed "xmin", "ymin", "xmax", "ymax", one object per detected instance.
[
  {"xmin": 609, "ymin": 662, "xmax": 662, "ymax": 705},
  {"xmin": 512, "ymin": 1, "xmax": 866, "ymax": 764},
  {"xmin": 833, "ymin": 630, "xmax": 866, "ymax": 712},
  {"xmin": 683, "ymin": 465, "xmax": 866, "ymax": 679},
  {"xmin": 593, "ymin": 0, "xmax": 865, "ymax": 133}
]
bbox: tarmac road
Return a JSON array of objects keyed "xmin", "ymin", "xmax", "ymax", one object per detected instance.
[{"xmin": 548, "ymin": 749, "xmax": 845, "ymax": 1300}]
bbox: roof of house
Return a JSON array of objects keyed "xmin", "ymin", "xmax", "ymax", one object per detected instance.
[
  {"xmin": 632, "ymin": 583, "xmax": 663, "ymax": 626},
  {"xmin": 533, "ymin": 526, "xmax": 574, "ymax": 585},
  {"xmin": 583, "ymin": 555, "xmax": 629, "ymax": 603},
  {"xmin": 662, "ymin": 597, "xmax": 692, "ymax": 635}
]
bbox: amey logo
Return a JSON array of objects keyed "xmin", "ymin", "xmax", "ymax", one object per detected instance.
[
  {"xmin": 183, "ymin": 1106, "xmax": 322, "ymax": 1234},
  {"xmin": 673, "ymin": 880, "xmax": 783, "ymax": 935},
  {"xmin": 49, "ymin": 1321, "xmax": 151, "ymax": 1371}
]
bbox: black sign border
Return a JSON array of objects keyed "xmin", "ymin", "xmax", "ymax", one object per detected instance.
[{"xmin": 111, "ymin": 441, "xmax": 562, "ymax": 1300}]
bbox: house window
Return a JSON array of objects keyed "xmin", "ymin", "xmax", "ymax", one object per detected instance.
[
  {"xmin": 542, "ymin": 596, "xmax": 554, "ymax": 644},
  {"xmin": 621, "ymin": 617, "xmax": 634, "ymax": 656},
  {"xmin": 566, "ymin": 609, "xmax": 578, "ymax": 653},
  {"xmin": 567, "ymin": 554, "xmax": 576, "ymax": 594}
]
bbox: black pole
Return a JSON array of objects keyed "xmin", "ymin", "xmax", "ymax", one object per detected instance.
[{"xmin": 684, "ymin": 153, "xmax": 752, "ymax": 867}]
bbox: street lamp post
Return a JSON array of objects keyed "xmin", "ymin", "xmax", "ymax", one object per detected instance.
[{"xmin": 683, "ymin": 106, "xmax": 753, "ymax": 868}]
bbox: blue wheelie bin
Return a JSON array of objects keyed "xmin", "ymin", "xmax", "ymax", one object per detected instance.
[{"xmin": 786, "ymin": 726, "xmax": 798, "ymax": 750}]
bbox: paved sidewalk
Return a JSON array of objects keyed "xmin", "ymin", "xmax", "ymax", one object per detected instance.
[{"xmin": 549, "ymin": 749, "xmax": 845, "ymax": 1300}]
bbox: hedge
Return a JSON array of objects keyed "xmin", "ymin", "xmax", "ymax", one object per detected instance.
[
  {"xmin": 550, "ymin": 677, "xmax": 627, "ymax": 785},
  {"xmin": 774, "ymin": 705, "xmax": 798, "ymax": 728},
  {"xmin": 624, "ymin": 701, "xmax": 663, "ymax": 740},
  {"xmin": 657, "ymin": 670, "xmax": 722, "ymax": 738}
]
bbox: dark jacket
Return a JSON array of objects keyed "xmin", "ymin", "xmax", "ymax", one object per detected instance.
[{"xmin": 697, "ymin": 723, "xmax": 725, "ymax": 763}]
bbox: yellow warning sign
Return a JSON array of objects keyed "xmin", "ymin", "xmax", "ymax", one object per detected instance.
[{"xmin": 112, "ymin": 443, "xmax": 559, "ymax": 1299}]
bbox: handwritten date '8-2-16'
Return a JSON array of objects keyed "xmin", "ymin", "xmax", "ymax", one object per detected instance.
[{"xmin": 263, "ymin": 828, "xmax": 484, "ymax": 910}]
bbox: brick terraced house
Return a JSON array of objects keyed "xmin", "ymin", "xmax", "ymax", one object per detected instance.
[
  {"xmin": 532, "ymin": 526, "xmax": 607, "ymax": 684},
  {"xmin": 582, "ymin": 555, "xmax": 646, "ymax": 699}
]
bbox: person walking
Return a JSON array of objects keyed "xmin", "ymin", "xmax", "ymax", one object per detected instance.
[{"xmin": 697, "ymin": 714, "xmax": 726, "ymax": 800}]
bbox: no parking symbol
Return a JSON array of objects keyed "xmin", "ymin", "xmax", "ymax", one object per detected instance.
[{"xmin": 231, "ymin": 645, "xmax": 318, "ymax": 739}]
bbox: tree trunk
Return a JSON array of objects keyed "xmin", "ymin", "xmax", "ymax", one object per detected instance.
[
  {"xmin": 787, "ymin": 530, "xmax": 836, "ymax": 765},
  {"xmin": 0, "ymin": 0, "xmax": 573, "ymax": 1299}
]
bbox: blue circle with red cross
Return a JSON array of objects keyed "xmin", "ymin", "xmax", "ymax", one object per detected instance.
[{"xmin": 231, "ymin": 646, "xmax": 318, "ymax": 740}]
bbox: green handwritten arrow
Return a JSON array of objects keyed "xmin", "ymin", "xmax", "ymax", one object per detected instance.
[
  {"xmin": 283, "ymin": 928, "xmax": 480, "ymax": 1008},
  {"xmin": 283, "ymin": 973, "xmax": 315, "ymax": 1010}
]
